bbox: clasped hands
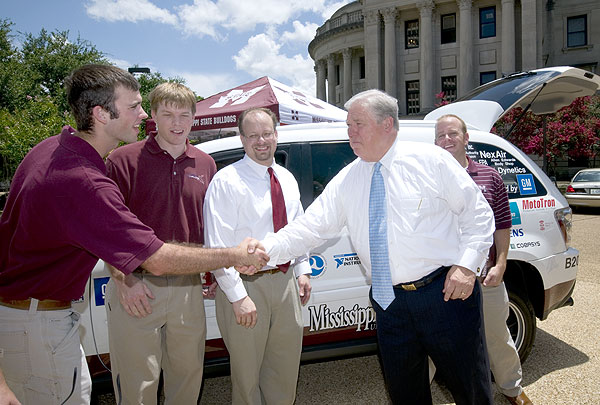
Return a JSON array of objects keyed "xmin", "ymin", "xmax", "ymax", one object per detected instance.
[{"xmin": 235, "ymin": 237, "xmax": 270, "ymax": 275}]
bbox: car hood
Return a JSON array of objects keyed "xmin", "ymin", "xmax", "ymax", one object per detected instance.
[{"xmin": 425, "ymin": 66, "xmax": 600, "ymax": 132}]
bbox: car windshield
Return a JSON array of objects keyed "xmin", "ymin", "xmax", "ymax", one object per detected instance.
[{"xmin": 573, "ymin": 171, "xmax": 600, "ymax": 182}]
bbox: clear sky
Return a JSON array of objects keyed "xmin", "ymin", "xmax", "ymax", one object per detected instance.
[{"xmin": 1, "ymin": 0, "xmax": 352, "ymax": 98}]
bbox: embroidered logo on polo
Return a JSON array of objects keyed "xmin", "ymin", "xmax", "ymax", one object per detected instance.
[{"xmin": 187, "ymin": 174, "xmax": 206, "ymax": 184}]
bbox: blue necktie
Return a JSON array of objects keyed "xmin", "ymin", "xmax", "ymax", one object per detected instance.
[{"xmin": 369, "ymin": 162, "xmax": 395, "ymax": 310}]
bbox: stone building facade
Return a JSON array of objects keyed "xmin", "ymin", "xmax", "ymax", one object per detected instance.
[{"xmin": 309, "ymin": 0, "xmax": 600, "ymax": 116}]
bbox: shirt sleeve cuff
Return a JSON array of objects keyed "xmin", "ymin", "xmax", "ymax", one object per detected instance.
[
  {"xmin": 293, "ymin": 260, "xmax": 312, "ymax": 277},
  {"xmin": 456, "ymin": 247, "xmax": 489, "ymax": 274},
  {"xmin": 262, "ymin": 233, "xmax": 281, "ymax": 267},
  {"xmin": 222, "ymin": 278, "xmax": 248, "ymax": 303}
]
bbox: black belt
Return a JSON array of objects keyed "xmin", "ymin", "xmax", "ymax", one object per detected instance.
[{"xmin": 393, "ymin": 266, "xmax": 449, "ymax": 291}]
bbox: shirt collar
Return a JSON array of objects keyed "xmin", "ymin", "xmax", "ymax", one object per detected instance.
[
  {"xmin": 465, "ymin": 156, "xmax": 479, "ymax": 175},
  {"xmin": 375, "ymin": 135, "xmax": 399, "ymax": 172},
  {"xmin": 145, "ymin": 131, "xmax": 194, "ymax": 159},
  {"xmin": 58, "ymin": 125, "xmax": 106, "ymax": 174},
  {"xmin": 242, "ymin": 154, "xmax": 276, "ymax": 178}
]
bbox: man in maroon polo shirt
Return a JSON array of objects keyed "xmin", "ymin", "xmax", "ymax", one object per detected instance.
[
  {"xmin": 434, "ymin": 114, "xmax": 533, "ymax": 405},
  {"xmin": 0, "ymin": 64, "xmax": 267, "ymax": 405},
  {"xmin": 104, "ymin": 82, "xmax": 216, "ymax": 404}
]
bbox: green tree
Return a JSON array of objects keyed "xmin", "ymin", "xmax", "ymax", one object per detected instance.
[
  {"xmin": 0, "ymin": 95, "xmax": 72, "ymax": 187},
  {"xmin": 0, "ymin": 20, "xmax": 190, "ymax": 187},
  {"xmin": 19, "ymin": 28, "xmax": 108, "ymax": 113}
]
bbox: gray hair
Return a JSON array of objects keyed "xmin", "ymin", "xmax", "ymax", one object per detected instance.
[{"xmin": 344, "ymin": 89, "xmax": 399, "ymax": 130}]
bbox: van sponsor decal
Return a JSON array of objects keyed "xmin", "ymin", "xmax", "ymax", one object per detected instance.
[
  {"xmin": 506, "ymin": 183, "xmax": 519, "ymax": 194},
  {"xmin": 510, "ymin": 241, "xmax": 541, "ymax": 249},
  {"xmin": 309, "ymin": 254, "xmax": 327, "ymax": 278},
  {"xmin": 497, "ymin": 166, "xmax": 527, "ymax": 176},
  {"xmin": 510, "ymin": 202, "xmax": 521, "ymax": 225},
  {"xmin": 333, "ymin": 253, "xmax": 361, "ymax": 268},
  {"xmin": 521, "ymin": 197, "xmax": 556, "ymax": 210},
  {"xmin": 517, "ymin": 174, "xmax": 537, "ymax": 195},
  {"xmin": 565, "ymin": 255, "xmax": 579, "ymax": 269},
  {"xmin": 94, "ymin": 277, "xmax": 110, "ymax": 306},
  {"xmin": 511, "ymin": 228, "xmax": 524, "ymax": 238},
  {"xmin": 308, "ymin": 303, "xmax": 376, "ymax": 332}
]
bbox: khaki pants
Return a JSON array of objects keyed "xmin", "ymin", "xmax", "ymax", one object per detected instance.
[
  {"xmin": 0, "ymin": 303, "xmax": 91, "ymax": 405},
  {"xmin": 482, "ymin": 282, "xmax": 523, "ymax": 397},
  {"xmin": 106, "ymin": 273, "xmax": 206, "ymax": 405},
  {"xmin": 216, "ymin": 269, "xmax": 303, "ymax": 405}
]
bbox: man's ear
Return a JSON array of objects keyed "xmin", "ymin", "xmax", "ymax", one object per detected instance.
[
  {"xmin": 384, "ymin": 116, "xmax": 394, "ymax": 131},
  {"xmin": 92, "ymin": 106, "xmax": 109, "ymax": 125}
]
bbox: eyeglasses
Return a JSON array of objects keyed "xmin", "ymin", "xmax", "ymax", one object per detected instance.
[{"xmin": 244, "ymin": 132, "xmax": 275, "ymax": 141}]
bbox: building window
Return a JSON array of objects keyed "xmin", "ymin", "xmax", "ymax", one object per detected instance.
[
  {"xmin": 441, "ymin": 76, "xmax": 457, "ymax": 102},
  {"xmin": 335, "ymin": 65, "xmax": 340, "ymax": 85},
  {"xmin": 406, "ymin": 80, "xmax": 420, "ymax": 115},
  {"xmin": 567, "ymin": 15, "xmax": 587, "ymax": 47},
  {"xmin": 405, "ymin": 20, "xmax": 419, "ymax": 49},
  {"xmin": 480, "ymin": 7, "xmax": 496, "ymax": 38},
  {"xmin": 359, "ymin": 56, "xmax": 365, "ymax": 79},
  {"xmin": 441, "ymin": 14, "xmax": 456, "ymax": 44},
  {"xmin": 480, "ymin": 71, "xmax": 497, "ymax": 85}
]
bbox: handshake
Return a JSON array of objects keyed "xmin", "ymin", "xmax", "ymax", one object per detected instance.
[{"xmin": 234, "ymin": 237, "xmax": 271, "ymax": 275}]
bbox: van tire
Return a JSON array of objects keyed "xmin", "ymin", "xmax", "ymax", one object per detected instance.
[{"xmin": 506, "ymin": 289, "xmax": 536, "ymax": 363}]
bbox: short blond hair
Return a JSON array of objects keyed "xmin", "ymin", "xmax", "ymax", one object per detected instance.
[
  {"xmin": 148, "ymin": 82, "xmax": 197, "ymax": 114},
  {"xmin": 436, "ymin": 114, "xmax": 467, "ymax": 135}
]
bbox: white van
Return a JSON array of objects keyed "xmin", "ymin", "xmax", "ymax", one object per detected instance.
[{"xmin": 76, "ymin": 66, "xmax": 598, "ymax": 380}]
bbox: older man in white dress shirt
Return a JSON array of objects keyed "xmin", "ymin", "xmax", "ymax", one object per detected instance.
[{"xmin": 262, "ymin": 90, "xmax": 494, "ymax": 405}]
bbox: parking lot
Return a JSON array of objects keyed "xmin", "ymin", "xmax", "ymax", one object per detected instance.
[{"xmin": 97, "ymin": 209, "xmax": 600, "ymax": 404}]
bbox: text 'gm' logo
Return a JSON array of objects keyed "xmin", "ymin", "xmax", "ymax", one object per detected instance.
[{"xmin": 310, "ymin": 254, "xmax": 327, "ymax": 278}]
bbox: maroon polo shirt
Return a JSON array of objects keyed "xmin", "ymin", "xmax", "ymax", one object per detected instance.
[
  {"xmin": 466, "ymin": 157, "xmax": 511, "ymax": 271},
  {"xmin": 0, "ymin": 126, "xmax": 163, "ymax": 300},
  {"xmin": 106, "ymin": 133, "xmax": 216, "ymax": 246}
]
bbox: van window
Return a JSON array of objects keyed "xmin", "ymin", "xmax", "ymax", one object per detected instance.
[
  {"xmin": 311, "ymin": 142, "xmax": 356, "ymax": 199},
  {"xmin": 467, "ymin": 142, "xmax": 547, "ymax": 199}
]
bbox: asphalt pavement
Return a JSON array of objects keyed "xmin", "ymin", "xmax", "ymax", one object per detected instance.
[{"xmin": 97, "ymin": 209, "xmax": 600, "ymax": 404}]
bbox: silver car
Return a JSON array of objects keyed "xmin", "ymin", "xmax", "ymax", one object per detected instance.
[{"xmin": 565, "ymin": 168, "xmax": 600, "ymax": 208}]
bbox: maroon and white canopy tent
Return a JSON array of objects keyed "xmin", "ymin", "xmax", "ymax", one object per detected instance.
[{"xmin": 184, "ymin": 76, "xmax": 347, "ymax": 142}]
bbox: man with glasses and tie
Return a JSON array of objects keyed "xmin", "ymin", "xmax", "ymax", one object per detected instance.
[
  {"xmin": 203, "ymin": 107, "xmax": 312, "ymax": 405},
  {"xmin": 261, "ymin": 90, "xmax": 495, "ymax": 405}
]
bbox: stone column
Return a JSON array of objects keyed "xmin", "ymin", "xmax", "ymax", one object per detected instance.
[
  {"xmin": 315, "ymin": 59, "xmax": 326, "ymax": 101},
  {"xmin": 536, "ymin": 0, "xmax": 543, "ymax": 67},
  {"xmin": 544, "ymin": 0, "xmax": 555, "ymax": 67},
  {"xmin": 327, "ymin": 54, "xmax": 336, "ymax": 105},
  {"xmin": 382, "ymin": 7, "xmax": 398, "ymax": 97},
  {"xmin": 458, "ymin": 0, "xmax": 473, "ymax": 96},
  {"xmin": 363, "ymin": 9, "xmax": 382, "ymax": 90},
  {"xmin": 521, "ymin": 0, "xmax": 538, "ymax": 70},
  {"xmin": 418, "ymin": 1, "xmax": 435, "ymax": 112},
  {"xmin": 342, "ymin": 48, "xmax": 353, "ymax": 103},
  {"xmin": 501, "ymin": 0, "xmax": 516, "ymax": 74}
]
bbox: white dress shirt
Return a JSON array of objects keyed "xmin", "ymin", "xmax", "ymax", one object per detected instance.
[
  {"xmin": 204, "ymin": 154, "xmax": 311, "ymax": 302},
  {"xmin": 263, "ymin": 137, "xmax": 494, "ymax": 285}
]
